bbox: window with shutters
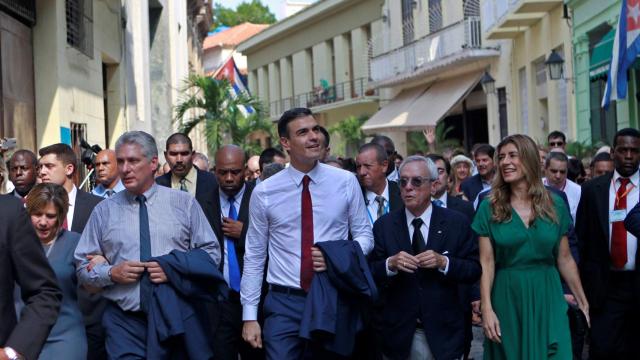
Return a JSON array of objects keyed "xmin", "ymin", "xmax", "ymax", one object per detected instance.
[
  {"xmin": 66, "ymin": 0, "xmax": 93, "ymax": 58},
  {"xmin": 428, "ymin": 0, "xmax": 442, "ymax": 33}
]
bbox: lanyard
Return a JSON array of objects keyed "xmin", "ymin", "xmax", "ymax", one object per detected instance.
[
  {"xmin": 613, "ymin": 178, "xmax": 635, "ymax": 208},
  {"xmin": 365, "ymin": 198, "xmax": 390, "ymax": 224}
]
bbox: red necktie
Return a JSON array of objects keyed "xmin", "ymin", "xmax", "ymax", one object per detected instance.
[
  {"xmin": 62, "ymin": 217, "xmax": 69, "ymax": 231},
  {"xmin": 300, "ymin": 175, "xmax": 314, "ymax": 291},
  {"xmin": 611, "ymin": 178, "xmax": 631, "ymax": 269}
]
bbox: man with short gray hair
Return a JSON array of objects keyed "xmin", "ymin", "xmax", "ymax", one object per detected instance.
[
  {"xmin": 74, "ymin": 131, "xmax": 221, "ymax": 358},
  {"xmin": 370, "ymin": 155, "xmax": 481, "ymax": 360}
]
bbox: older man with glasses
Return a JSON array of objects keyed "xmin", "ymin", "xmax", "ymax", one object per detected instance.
[{"xmin": 369, "ymin": 155, "xmax": 481, "ymax": 360}]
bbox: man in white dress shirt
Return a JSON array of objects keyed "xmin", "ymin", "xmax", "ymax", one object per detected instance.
[{"xmin": 241, "ymin": 107, "xmax": 373, "ymax": 358}]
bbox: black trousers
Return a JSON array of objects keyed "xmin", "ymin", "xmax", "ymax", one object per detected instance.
[
  {"xmin": 210, "ymin": 292, "xmax": 265, "ymax": 360},
  {"xmin": 568, "ymin": 304, "xmax": 587, "ymax": 360},
  {"xmin": 589, "ymin": 272, "xmax": 640, "ymax": 360}
]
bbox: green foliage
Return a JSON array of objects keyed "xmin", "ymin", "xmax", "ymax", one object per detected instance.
[
  {"xmin": 565, "ymin": 140, "xmax": 606, "ymax": 160},
  {"xmin": 174, "ymin": 75, "xmax": 272, "ymax": 155},
  {"xmin": 213, "ymin": 0, "xmax": 276, "ymax": 28},
  {"xmin": 329, "ymin": 115, "xmax": 368, "ymax": 143},
  {"xmin": 406, "ymin": 123, "xmax": 460, "ymax": 155},
  {"xmin": 329, "ymin": 115, "xmax": 368, "ymax": 156}
]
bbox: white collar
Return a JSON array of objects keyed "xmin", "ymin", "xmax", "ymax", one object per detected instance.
[
  {"xmin": 613, "ymin": 169, "xmax": 640, "ymax": 188},
  {"xmin": 432, "ymin": 191, "xmax": 448, "ymax": 205},
  {"xmin": 366, "ymin": 180, "xmax": 390, "ymax": 204},
  {"xmin": 405, "ymin": 203, "xmax": 433, "ymax": 229},
  {"xmin": 68, "ymin": 185, "xmax": 78, "ymax": 207}
]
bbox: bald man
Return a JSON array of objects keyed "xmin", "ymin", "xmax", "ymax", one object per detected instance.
[
  {"xmin": 209, "ymin": 145, "xmax": 262, "ymax": 360},
  {"xmin": 246, "ymin": 155, "xmax": 260, "ymax": 181},
  {"xmin": 92, "ymin": 149, "xmax": 125, "ymax": 198}
]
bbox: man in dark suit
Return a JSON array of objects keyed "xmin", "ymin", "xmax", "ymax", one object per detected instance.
[
  {"xmin": 208, "ymin": 145, "xmax": 262, "ymax": 360},
  {"xmin": 577, "ymin": 128, "xmax": 640, "ymax": 359},
  {"xmin": 155, "ymin": 133, "xmax": 218, "ymax": 231},
  {"xmin": 0, "ymin": 195, "xmax": 62, "ymax": 360},
  {"xmin": 355, "ymin": 142, "xmax": 403, "ymax": 359},
  {"xmin": 370, "ymin": 155, "xmax": 481, "ymax": 360},
  {"xmin": 460, "ymin": 144, "xmax": 495, "ymax": 204},
  {"xmin": 38, "ymin": 144, "xmax": 102, "ymax": 232},
  {"xmin": 38, "ymin": 143, "xmax": 105, "ymax": 360},
  {"xmin": 8, "ymin": 150, "xmax": 38, "ymax": 201},
  {"xmin": 427, "ymin": 154, "xmax": 474, "ymax": 221},
  {"xmin": 356, "ymin": 143, "xmax": 402, "ymax": 224},
  {"xmin": 427, "ymin": 153, "xmax": 476, "ymax": 356},
  {"xmin": 370, "ymin": 135, "xmax": 400, "ymax": 182}
]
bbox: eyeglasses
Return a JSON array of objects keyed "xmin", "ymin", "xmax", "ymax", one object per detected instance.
[
  {"xmin": 399, "ymin": 176, "xmax": 431, "ymax": 188},
  {"xmin": 549, "ymin": 141, "xmax": 564, "ymax": 147}
]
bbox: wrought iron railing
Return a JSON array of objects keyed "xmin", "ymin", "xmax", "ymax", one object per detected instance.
[
  {"xmin": 370, "ymin": 17, "xmax": 482, "ymax": 83},
  {"xmin": 268, "ymin": 77, "xmax": 377, "ymax": 118}
]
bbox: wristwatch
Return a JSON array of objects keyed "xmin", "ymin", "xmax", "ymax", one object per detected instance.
[{"xmin": 4, "ymin": 347, "xmax": 20, "ymax": 360}]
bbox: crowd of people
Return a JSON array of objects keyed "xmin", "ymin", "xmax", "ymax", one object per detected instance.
[{"xmin": 0, "ymin": 106, "xmax": 639, "ymax": 360}]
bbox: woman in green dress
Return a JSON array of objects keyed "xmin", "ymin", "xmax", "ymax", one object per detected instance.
[{"xmin": 472, "ymin": 134, "xmax": 589, "ymax": 359}]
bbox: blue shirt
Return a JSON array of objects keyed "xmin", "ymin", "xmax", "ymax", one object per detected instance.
[
  {"xmin": 74, "ymin": 183, "xmax": 221, "ymax": 311},
  {"xmin": 91, "ymin": 180, "xmax": 126, "ymax": 198}
]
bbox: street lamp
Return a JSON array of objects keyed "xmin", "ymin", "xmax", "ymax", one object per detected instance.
[
  {"xmin": 545, "ymin": 50, "xmax": 565, "ymax": 80},
  {"xmin": 480, "ymin": 71, "xmax": 496, "ymax": 94}
]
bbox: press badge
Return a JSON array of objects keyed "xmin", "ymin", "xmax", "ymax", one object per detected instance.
[{"xmin": 610, "ymin": 210, "xmax": 627, "ymax": 223}]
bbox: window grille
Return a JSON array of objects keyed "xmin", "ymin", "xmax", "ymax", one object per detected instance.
[{"xmin": 66, "ymin": 0, "xmax": 93, "ymax": 58}]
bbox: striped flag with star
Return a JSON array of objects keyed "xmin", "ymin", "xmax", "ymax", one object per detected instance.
[{"xmin": 602, "ymin": 0, "xmax": 640, "ymax": 109}]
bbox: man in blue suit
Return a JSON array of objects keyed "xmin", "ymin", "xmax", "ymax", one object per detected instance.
[
  {"xmin": 370, "ymin": 155, "xmax": 481, "ymax": 360},
  {"xmin": 460, "ymin": 144, "xmax": 495, "ymax": 203}
]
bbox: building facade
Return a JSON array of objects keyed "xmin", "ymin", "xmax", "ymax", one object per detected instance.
[
  {"xmin": 0, "ymin": 1, "xmax": 37, "ymax": 151},
  {"xmin": 567, "ymin": 0, "xmax": 636, "ymax": 145},
  {"xmin": 362, "ymin": 0, "xmax": 499, "ymax": 156},
  {"xmin": 237, "ymin": 0, "xmax": 383, "ymax": 156},
  {"xmin": 30, "ymin": 0, "xmax": 211, "ymax": 160},
  {"xmin": 482, "ymin": 0, "xmax": 575, "ymax": 145}
]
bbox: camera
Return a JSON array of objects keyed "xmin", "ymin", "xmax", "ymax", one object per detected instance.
[{"xmin": 80, "ymin": 140, "xmax": 102, "ymax": 167}]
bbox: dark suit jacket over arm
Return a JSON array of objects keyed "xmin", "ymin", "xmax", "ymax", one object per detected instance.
[
  {"xmin": 0, "ymin": 195, "xmax": 62, "ymax": 360},
  {"xmin": 299, "ymin": 240, "xmax": 378, "ymax": 356},
  {"xmin": 148, "ymin": 248, "xmax": 227, "ymax": 360}
]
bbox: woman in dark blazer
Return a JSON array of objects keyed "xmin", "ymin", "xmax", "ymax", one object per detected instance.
[{"xmin": 26, "ymin": 183, "xmax": 87, "ymax": 360}]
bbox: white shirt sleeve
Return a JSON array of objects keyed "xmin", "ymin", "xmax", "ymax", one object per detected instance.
[
  {"xmin": 346, "ymin": 175, "xmax": 374, "ymax": 255},
  {"xmin": 385, "ymin": 257, "xmax": 398, "ymax": 276},
  {"xmin": 240, "ymin": 187, "xmax": 269, "ymax": 321}
]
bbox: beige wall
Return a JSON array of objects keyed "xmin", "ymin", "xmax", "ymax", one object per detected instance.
[
  {"xmin": 482, "ymin": 3, "xmax": 576, "ymax": 144},
  {"xmin": 34, "ymin": 0, "xmax": 124, "ymax": 149}
]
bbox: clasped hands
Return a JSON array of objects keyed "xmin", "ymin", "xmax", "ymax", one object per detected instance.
[
  {"xmin": 388, "ymin": 250, "xmax": 446, "ymax": 273},
  {"xmin": 86, "ymin": 255, "xmax": 167, "ymax": 284}
]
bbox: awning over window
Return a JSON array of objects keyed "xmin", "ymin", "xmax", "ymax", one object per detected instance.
[
  {"xmin": 360, "ymin": 86, "xmax": 426, "ymax": 133},
  {"xmin": 362, "ymin": 71, "xmax": 482, "ymax": 133},
  {"xmin": 589, "ymin": 29, "xmax": 615, "ymax": 80}
]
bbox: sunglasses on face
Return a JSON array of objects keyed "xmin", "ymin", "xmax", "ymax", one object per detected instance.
[
  {"xmin": 549, "ymin": 141, "xmax": 564, "ymax": 147},
  {"xmin": 399, "ymin": 176, "xmax": 431, "ymax": 188}
]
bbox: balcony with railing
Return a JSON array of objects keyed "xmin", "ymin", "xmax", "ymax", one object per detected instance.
[
  {"xmin": 370, "ymin": 17, "xmax": 497, "ymax": 87},
  {"xmin": 269, "ymin": 77, "xmax": 378, "ymax": 119},
  {"xmin": 482, "ymin": 0, "xmax": 563, "ymax": 39}
]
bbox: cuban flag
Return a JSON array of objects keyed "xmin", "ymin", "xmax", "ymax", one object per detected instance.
[
  {"xmin": 215, "ymin": 57, "xmax": 255, "ymax": 117},
  {"xmin": 602, "ymin": 0, "xmax": 640, "ymax": 109}
]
